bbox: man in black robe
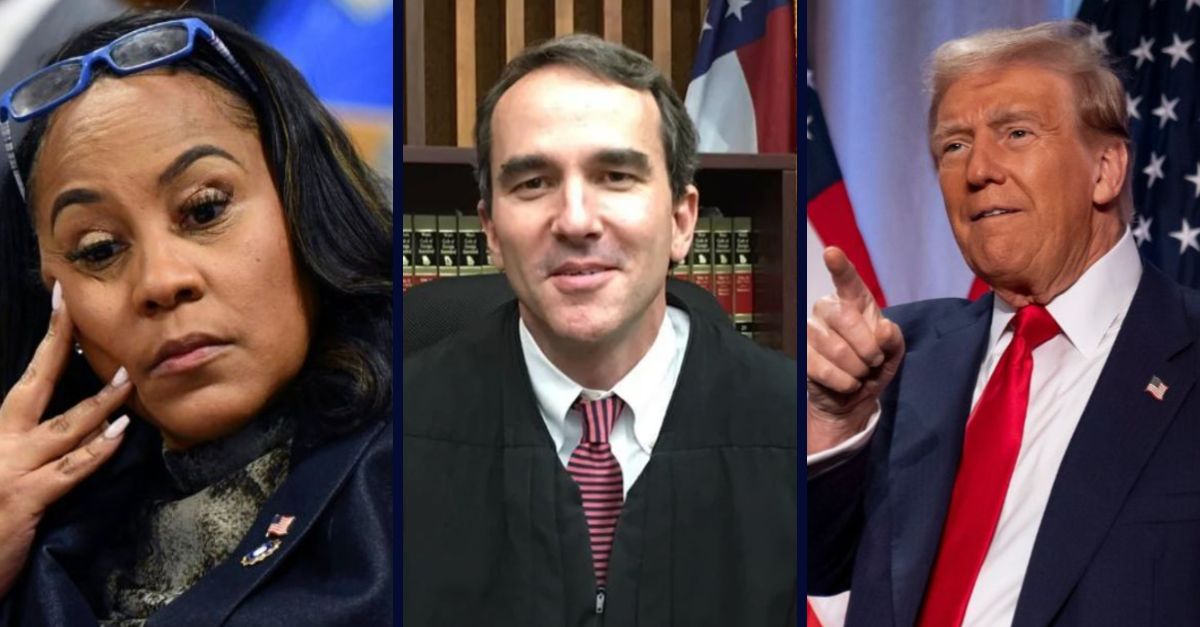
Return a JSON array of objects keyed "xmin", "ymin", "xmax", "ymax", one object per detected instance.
[{"xmin": 403, "ymin": 34, "xmax": 797, "ymax": 626}]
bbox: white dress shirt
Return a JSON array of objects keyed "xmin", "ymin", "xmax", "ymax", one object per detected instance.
[
  {"xmin": 519, "ymin": 306, "xmax": 691, "ymax": 498},
  {"xmin": 807, "ymin": 229, "xmax": 1142, "ymax": 626}
]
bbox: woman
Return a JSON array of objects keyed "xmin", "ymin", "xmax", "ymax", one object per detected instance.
[{"xmin": 0, "ymin": 10, "xmax": 392, "ymax": 625}]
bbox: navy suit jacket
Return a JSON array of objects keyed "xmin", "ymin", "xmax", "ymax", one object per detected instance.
[
  {"xmin": 809, "ymin": 264, "xmax": 1200, "ymax": 626},
  {"xmin": 0, "ymin": 415, "xmax": 392, "ymax": 626}
]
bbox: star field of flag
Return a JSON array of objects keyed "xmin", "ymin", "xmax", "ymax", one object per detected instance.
[
  {"xmin": 691, "ymin": 0, "xmax": 793, "ymax": 80},
  {"xmin": 807, "ymin": 72, "xmax": 843, "ymax": 202},
  {"xmin": 1079, "ymin": 0, "xmax": 1200, "ymax": 286},
  {"xmin": 686, "ymin": 0, "xmax": 795, "ymax": 153}
]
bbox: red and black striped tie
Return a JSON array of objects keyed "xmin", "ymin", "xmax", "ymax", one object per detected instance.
[{"xmin": 567, "ymin": 395, "xmax": 626, "ymax": 588}]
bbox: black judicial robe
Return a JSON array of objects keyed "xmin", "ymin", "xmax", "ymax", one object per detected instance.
[{"xmin": 403, "ymin": 295, "xmax": 798, "ymax": 626}]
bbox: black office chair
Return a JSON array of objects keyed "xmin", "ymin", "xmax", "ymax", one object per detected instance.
[{"xmin": 402, "ymin": 273, "xmax": 730, "ymax": 356}]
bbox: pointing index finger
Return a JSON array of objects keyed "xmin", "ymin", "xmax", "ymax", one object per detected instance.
[{"xmin": 823, "ymin": 247, "xmax": 874, "ymax": 309}]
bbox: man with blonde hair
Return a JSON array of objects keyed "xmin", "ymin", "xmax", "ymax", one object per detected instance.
[{"xmin": 808, "ymin": 21, "xmax": 1200, "ymax": 626}]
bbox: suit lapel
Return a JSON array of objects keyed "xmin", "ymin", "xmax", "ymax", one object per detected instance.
[
  {"xmin": 1013, "ymin": 268, "xmax": 1197, "ymax": 626},
  {"xmin": 147, "ymin": 418, "xmax": 387, "ymax": 626},
  {"xmin": 890, "ymin": 297, "xmax": 993, "ymax": 627}
]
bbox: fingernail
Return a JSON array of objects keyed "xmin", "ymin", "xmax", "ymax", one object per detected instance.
[
  {"xmin": 110, "ymin": 366, "xmax": 128, "ymax": 387},
  {"xmin": 51, "ymin": 281, "xmax": 62, "ymax": 312},
  {"xmin": 103, "ymin": 415, "xmax": 130, "ymax": 440}
]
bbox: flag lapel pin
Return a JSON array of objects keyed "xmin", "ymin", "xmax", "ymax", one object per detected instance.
[
  {"xmin": 1145, "ymin": 376, "xmax": 1169, "ymax": 401},
  {"xmin": 241, "ymin": 514, "xmax": 297, "ymax": 567},
  {"xmin": 267, "ymin": 514, "xmax": 296, "ymax": 538}
]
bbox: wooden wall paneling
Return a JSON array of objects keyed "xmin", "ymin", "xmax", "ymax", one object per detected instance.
[
  {"xmin": 555, "ymin": 0, "xmax": 574, "ymax": 36},
  {"xmin": 525, "ymin": 0, "xmax": 555, "ymax": 46},
  {"xmin": 603, "ymin": 0, "xmax": 622, "ymax": 42},
  {"xmin": 505, "ymin": 0, "xmax": 525, "ymax": 60},
  {"xmin": 574, "ymin": 0, "xmax": 603, "ymax": 36},
  {"xmin": 476, "ymin": 0, "xmax": 505, "ymax": 136},
  {"xmin": 651, "ymin": 0, "xmax": 671, "ymax": 79},
  {"xmin": 404, "ymin": 0, "xmax": 425, "ymax": 145},
  {"xmin": 455, "ymin": 0, "xmax": 477, "ymax": 146},
  {"xmin": 424, "ymin": 0, "xmax": 455, "ymax": 145},
  {"xmin": 669, "ymin": 0, "xmax": 701, "ymax": 89},
  {"xmin": 621, "ymin": 0, "xmax": 647, "ymax": 56}
]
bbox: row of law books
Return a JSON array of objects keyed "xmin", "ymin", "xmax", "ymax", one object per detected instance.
[
  {"xmin": 400, "ymin": 215, "xmax": 497, "ymax": 290},
  {"xmin": 400, "ymin": 214, "xmax": 758, "ymax": 339}
]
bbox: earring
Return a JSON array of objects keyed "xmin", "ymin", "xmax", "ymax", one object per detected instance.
[{"xmin": 74, "ymin": 340, "xmax": 83, "ymax": 355}]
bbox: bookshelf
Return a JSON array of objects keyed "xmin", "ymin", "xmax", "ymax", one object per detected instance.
[{"xmin": 402, "ymin": 146, "xmax": 797, "ymax": 358}]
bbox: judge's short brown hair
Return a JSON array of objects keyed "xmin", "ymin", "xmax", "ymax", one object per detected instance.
[{"xmin": 474, "ymin": 34, "xmax": 698, "ymax": 209}]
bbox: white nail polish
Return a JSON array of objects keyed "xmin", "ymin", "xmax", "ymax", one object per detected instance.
[
  {"xmin": 51, "ymin": 281, "xmax": 63, "ymax": 312},
  {"xmin": 103, "ymin": 415, "xmax": 129, "ymax": 440},
  {"xmin": 110, "ymin": 366, "xmax": 128, "ymax": 387}
]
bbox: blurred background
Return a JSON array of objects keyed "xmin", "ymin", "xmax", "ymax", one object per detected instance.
[{"xmin": 0, "ymin": 0, "xmax": 393, "ymax": 196}]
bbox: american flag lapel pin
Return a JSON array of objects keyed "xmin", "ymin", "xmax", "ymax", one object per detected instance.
[
  {"xmin": 267, "ymin": 514, "xmax": 296, "ymax": 538},
  {"xmin": 1145, "ymin": 376, "xmax": 1168, "ymax": 401},
  {"xmin": 240, "ymin": 514, "xmax": 296, "ymax": 567}
]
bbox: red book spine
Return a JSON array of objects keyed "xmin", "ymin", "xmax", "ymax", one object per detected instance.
[
  {"xmin": 733, "ymin": 217, "xmax": 754, "ymax": 338},
  {"xmin": 714, "ymin": 273, "xmax": 734, "ymax": 314},
  {"xmin": 712, "ymin": 217, "xmax": 734, "ymax": 315}
]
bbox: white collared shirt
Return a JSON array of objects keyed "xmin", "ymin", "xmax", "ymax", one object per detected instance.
[
  {"xmin": 519, "ymin": 306, "xmax": 691, "ymax": 497},
  {"xmin": 960, "ymin": 230, "xmax": 1141, "ymax": 626},
  {"xmin": 807, "ymin": 229, "xmax": 1142, "ymax": 626}
]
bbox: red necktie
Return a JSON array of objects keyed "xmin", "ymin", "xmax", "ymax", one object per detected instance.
[
  {"xmin": 567, "ymin": 395, "xmax": 626, "ymax": 588},
  {"xmin": 917, "ymin": 305, "xmax": 1060, "ymax": 627}
]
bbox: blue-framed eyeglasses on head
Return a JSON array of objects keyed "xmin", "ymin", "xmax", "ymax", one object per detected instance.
[{"xmin": 0, "ymin": 17, "xmax": 256, "ymax": 201}]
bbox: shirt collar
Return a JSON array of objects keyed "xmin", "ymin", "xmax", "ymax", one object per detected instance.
[
  {"xmin": 518, "ymin": 307, "xmax": 683, "ymax": 454},
  {"xmin": 988, "ymin": 227, "xmax": 1142, "ymax": 358}
]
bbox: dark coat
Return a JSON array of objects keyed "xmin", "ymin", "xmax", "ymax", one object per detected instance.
[
  {"xmin": 403, "ymin": 294, "xmax": 798, "ymax": 627},
  {"xmin": 809, "ymin": 264, "xmax": 1200, "ymax": 626},
  {"xmin": 0, "ymin": 414, "xmax": 392, "ymax": 626}
]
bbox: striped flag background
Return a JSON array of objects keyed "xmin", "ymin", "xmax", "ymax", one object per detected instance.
[{"xmin": 685, "ymin": 0, "xmax": 796, "ymax": 153}]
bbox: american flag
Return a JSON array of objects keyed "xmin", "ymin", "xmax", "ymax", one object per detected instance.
[
  {"xmin": 1078, "ymin": 0, "xmax": 1200, "ymax": 286},
  {"xmin": 684, "ymin": 0, "xmax": 795, "ymax": 153},
  {"xmin": 1146, "ymin": 375, "xmax": 1169, "ymax": 401},
  {"xmin": 806, "ymin": 73, "xmax": 887, "ymax": 313},
  {"xmin": 267, "ymin": 514, "xmax": 295, "ymax": 538}
]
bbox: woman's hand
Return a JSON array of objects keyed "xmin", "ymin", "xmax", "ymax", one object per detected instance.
[{"xmin": 0, "ymin": 282, "xmax": 133, "ymax": 601}]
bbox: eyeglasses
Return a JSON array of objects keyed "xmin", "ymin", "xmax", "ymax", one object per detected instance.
[{"xmin": 0, "ymin": 17, "xmax": 256, "ymax": 201}]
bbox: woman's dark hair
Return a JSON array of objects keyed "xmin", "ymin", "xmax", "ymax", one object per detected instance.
[{"xmin": 0, "ymin": 10, "xmax": 392, "ymax": 451}]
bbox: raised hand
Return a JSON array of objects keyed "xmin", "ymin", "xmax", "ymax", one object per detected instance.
[
  {"xmin": 807, "ymin": 248, "xmax": 904, "ymax": 453},
  {"xmin": 0, "ymin": 282, "xmax": 133, "ymax": 600}
]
